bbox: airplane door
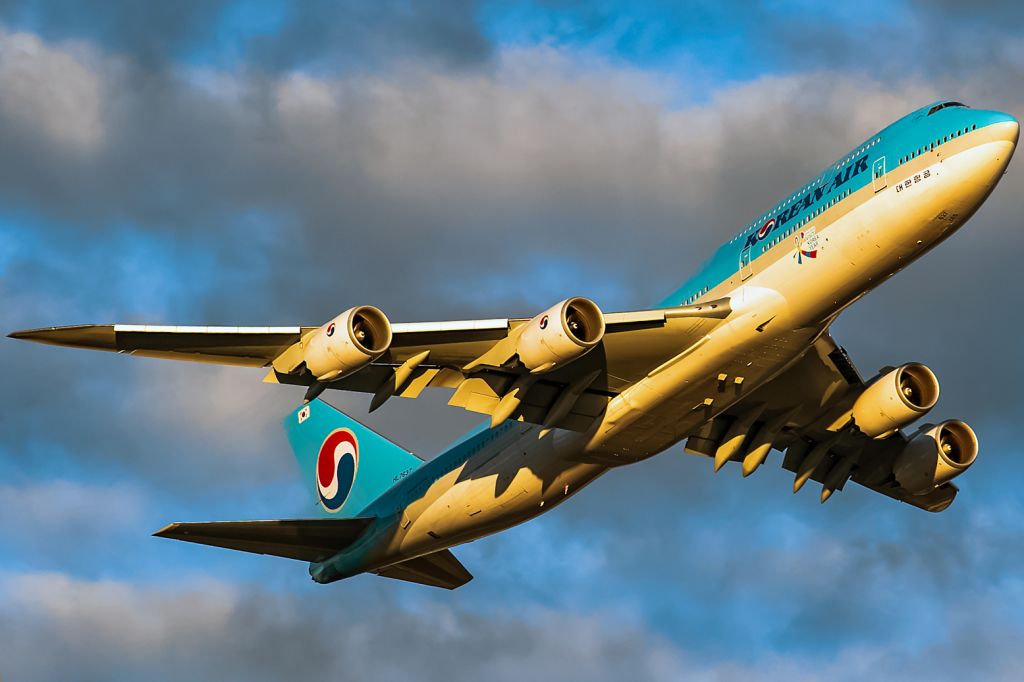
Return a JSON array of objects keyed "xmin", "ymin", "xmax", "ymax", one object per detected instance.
[
  {"xmin": 740, "ymin": 246, "xmax": 753, "ymax": 280},
  {"xmin": 872, "ymin": 156, "xmax": 887, "ymax": 192}
]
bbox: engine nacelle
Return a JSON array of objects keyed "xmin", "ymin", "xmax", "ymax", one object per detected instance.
[
  {"xmin": 517, "ymin": 297, "xmax": 605, "ymax": 373},
  {"xmin": 304, "ymin": 305, "xmax": 392, "ymax": 381},
  {"xmin": 893, "ymin": 420, "xmax": 978, "ymax": 495},
  {"xmin": 850, "ymin": 363, "xmax": 939, "ymax": 438}
]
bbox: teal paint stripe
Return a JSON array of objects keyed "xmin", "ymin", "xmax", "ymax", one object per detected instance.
[{"xmin": 658, "ymin": 103, "xmax": 1017, "ymax": 308}]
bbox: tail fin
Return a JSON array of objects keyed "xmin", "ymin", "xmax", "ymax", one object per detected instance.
[{"xmin": 284, "ymin": 399, "xmax": 424, "ymax": 518}]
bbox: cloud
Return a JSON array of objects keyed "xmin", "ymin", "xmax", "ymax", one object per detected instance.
[
  {"xmin": 0, "ymin": 480, "xmax": 144, "ymax": 572},
  {"xmin": 0, "ymin": 28, "xmax": 103, "ymax": 148},
  {"xmin": 1, "ymin": 13, "xmax": 1024, "ymax": 682},
  {"xmin": 2, "ymin": 566, "xmax": 1023, "ymax": 682},
  {"xmin": 0, "ymin": 29, "xmax": 980, "ymax": 322},
  {"xmin": 0, "ymin": 571, "xmax": 689, "ymax": 682},
  {"xmin": 246, "ymin": 0, "xmax": 493, "ymax": 72},
  {"xmin": 0, "ymin": 0, "xmax": 493, "ymax": 72}
]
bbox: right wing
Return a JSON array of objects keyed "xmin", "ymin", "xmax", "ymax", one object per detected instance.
[
  {"xmin": 373, "ymin": 549, "xmax": 473, "ymax": 590},
  {"xmin": 684, "ymin": 332, "xmax": 961, "ymax": 512}
]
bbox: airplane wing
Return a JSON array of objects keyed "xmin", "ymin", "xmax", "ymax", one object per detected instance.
[
  {"xmin": 682, "ymin": 332, "xmax": 961, "ymax": 512},
  {"xmin": 8, "ymin": 299, "xmax": 731, "ymax": 432}
]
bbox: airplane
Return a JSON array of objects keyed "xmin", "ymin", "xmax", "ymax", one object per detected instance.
[{"xmin": 8, "ymin": 100, "xmax": 1018, "ymax": 590}]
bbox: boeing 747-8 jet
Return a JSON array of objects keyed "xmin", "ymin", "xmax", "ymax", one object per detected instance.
[{"xmin": 10, "ymin": 101, "xmax": 1017, "ymax": 589}]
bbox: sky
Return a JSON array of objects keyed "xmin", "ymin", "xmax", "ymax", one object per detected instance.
[{"xmin": 0, "ymin": 1, "xmax": 1022, "ymax": 679}]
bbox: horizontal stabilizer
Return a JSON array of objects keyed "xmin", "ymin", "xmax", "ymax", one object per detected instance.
[
  {"xmin": 374, "ymin": 549, "xmax": 473, "ymax": 590},
  {"xmin": 153, "ymin": 518, "xmax": 374, "ymax": 563}
]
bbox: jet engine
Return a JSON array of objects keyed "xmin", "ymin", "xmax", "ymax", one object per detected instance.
[
  {"xmin": 850, "ymin": 363, "xmax": 939, "ymax": 438},
  {"xmin": 304, "ymin": 305, "xmax": 392, "ymax": 381},
  {"xmin": 517, "ymin": 297, "xmax": 605, "ymax": 372},
  {"xmin": 893, "ymin": 420, "xmax": 979, "ymax": 495}
]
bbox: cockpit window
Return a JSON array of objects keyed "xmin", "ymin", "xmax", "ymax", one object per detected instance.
[{"xmin": 927, "ymin": 101, "xmax": 967, "ymax": 115}]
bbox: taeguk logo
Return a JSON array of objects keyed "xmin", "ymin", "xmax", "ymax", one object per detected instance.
[{"xmin": 316, "ymin": 428, "xmax": 359, "ymax": 512}]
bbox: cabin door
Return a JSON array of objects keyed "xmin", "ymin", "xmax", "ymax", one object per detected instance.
[
  {"xmin": 740, "ymin": 246, "xmax": 753, "ymax": 280},
  {"xmin": 872, "ymin": 156, "xmax": 887, "ymax": 192}
]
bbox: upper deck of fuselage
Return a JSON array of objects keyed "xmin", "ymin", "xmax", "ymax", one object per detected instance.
[{"xmin": 660, "ymin": 101, "xmax": 1018, "ymax": 308}]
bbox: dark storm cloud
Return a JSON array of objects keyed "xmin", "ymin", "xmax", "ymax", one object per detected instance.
[
  {"xmin": 2, "ymin": 13, "xmax": 1024, "ymax": 681},
  {"xmin": 0, "ymin": 572, "xmax": 690, "ymax": 682},
  {"xmin": 0, "ymin": 0, "xmax": 230, "ymax": 67},
  {"xmin": 0, "ymin": 0, "xmax": 493, "ymax": 72},
  {"xmin": 2, "ymin": 562, "xmax": 1023, "ymax": 682},
  {"xmin": 908, "ymin": 0, "xmax": 1024, "ymax": 27},
  {"xmin": 0, "ymin": 29, "xmax": 962, "ymax": 321},
  {"xmin": 246, "ymin": 0, "xmax": 493, "ymax": 72},
  {"xmin": 756, "ymin": 0, "xmax": 1024, "ymax": 103}
]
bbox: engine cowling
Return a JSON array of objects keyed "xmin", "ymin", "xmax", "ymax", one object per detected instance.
[
  {"xmin": 850, "ymin": 363, "xmax": 939, "ymax": 438},
  {"xmin": 304, "ymin": 305, "xmax": 392, "ymax": 381},
  {"xmin": 517, "ymin": 297, "xmax": 605, "ymax": 373},
  {"xmin": 893, "ymin": 420, "xmax": 979, "ymax": 495}
]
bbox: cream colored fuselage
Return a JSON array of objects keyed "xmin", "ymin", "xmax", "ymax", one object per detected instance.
[{"xmin": 343, "ymin": 120, "xmax": 1017, "ymax": 577}]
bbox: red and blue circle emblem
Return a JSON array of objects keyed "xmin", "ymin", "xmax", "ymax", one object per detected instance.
[
  {"xmin": 316, "ymin": 428, "xmax": 359, "ymax": 512},
  {"xmin": 756, "ymin": 218, "xmax": 776, "ymax": 240}
]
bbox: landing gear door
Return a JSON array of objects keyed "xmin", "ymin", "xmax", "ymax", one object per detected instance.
[
  {"xmin": 740, "ymin": 246, "xmax": 753, "ymax": 280},
  {"xmin": 872, "ymin": 156, "xmax": 887, "ymax": 192}
]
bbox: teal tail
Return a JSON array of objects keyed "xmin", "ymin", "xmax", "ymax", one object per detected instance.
[{"xmin": 283, "ymin": 399, "xmax": 424, "ymax": 518}]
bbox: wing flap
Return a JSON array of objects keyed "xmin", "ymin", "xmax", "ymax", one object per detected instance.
[
  {"xmin": 153, "ymin": 518, "xmax": 374, "ymax": 562},
  {"xmin": 374, "ymin": 549, "xmax": 473, "ymax": 590}
]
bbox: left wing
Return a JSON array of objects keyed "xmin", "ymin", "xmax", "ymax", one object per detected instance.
[{"xmin": 8, "ymin": 299, "xmax": 731, "ymax": 432}]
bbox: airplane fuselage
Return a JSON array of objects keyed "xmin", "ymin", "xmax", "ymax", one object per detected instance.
[{"xmin": 311, "ymin": 103, "xmax": 1018, "ymax": 584}]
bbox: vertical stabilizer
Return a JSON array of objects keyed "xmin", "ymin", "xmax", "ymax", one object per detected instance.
[{"xmin": 284, "ymin": 399, "xmax": 424, "ymax": 518}]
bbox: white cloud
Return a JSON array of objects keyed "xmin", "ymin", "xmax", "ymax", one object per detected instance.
[
  {"xmin": 0, "ymin": 29, "xmax": 105, "ymax": 150},
  {"xmin": 1, "ymin": 569, "xmax": 1022, "ymax": 682},
  {"xmin": 2, "ymin": 20, "xmax": 1024, "ymax": 682},
  {"xmin": 0, "ymin": 480, "xmax": 144, "ymax": 561}
]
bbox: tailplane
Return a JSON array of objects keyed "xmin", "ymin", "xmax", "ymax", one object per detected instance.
[
  {"xmin": 283, "ymin": 399, "xmax": 424, "ymax": 518},
  {"xmin": 153, "ymin": 400, "xmax": 473, "ymax": 589},
  {"xmin": 374, "ymin": 550, "xmax": 473, "ymax": 590},
  {"xmin": 154, "ymin": 518, "xmax": 373, "ymax": 562}
]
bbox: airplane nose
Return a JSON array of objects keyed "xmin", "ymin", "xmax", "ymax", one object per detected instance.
[
  {"xmin": 986, "ymin": 112, "xmax": 1018, "ymax": 147},
  {"xmin": 1004, "ymin": 118, "xmax": 1019, "ymax": 147}
]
